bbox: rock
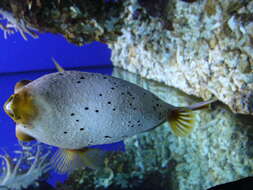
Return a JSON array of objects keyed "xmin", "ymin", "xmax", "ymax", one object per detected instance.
[
  {"xmin": 207, "ymin": 177, "xmax": 253, "ymax": 190},
  {"xmin": 0, "ymin": 0, "xmax": 125, "ymax": 44},
  {"xmin": 1, "ymin": 0, "xmax": 252, "ymax": 114},
  {"xmin": 109, "ymin": 0, "xmax": 253, "ymax": 115},
  {"xmin": 57, "ymin": 68, "xmax": 253, "ymax": 190}
]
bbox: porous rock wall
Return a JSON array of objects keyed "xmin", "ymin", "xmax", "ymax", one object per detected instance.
[{"xmin": 109, "ymin": 0, "xmax": 253, "ymax": 115}]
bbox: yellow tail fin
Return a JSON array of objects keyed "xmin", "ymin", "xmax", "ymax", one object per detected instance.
[
  {"xmin": 167, "ymin": 108, "xmax": 195, "ymax": 136},
  {"xmin": 167, "ymin": 99, "xmax": 217, "ymax": 136}
]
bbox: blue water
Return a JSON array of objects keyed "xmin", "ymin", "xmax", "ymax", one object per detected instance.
[
  {"xmin": 0, "ymin": 31, "xmax": 125, "ymax": 187},
  {"xmin": 0, "ymin": 32, "xmax": 112, "ymax": 73}
]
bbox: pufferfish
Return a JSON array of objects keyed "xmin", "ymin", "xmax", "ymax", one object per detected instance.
[{"xmin": 3, "ymin": 63, "xmax": 215, "ymax": 173}]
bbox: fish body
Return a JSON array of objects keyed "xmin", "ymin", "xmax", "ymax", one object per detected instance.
[
  {"xmin": 4, "ymin": 66, "xmax": 215, "ymax": 173},
  {"xmin": 14, "ymin": 71, "xmax": 172, "ymax": 149}
]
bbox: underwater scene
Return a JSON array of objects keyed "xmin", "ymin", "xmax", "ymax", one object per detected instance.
[{"xmin": 1, "ymin": 0, "xmax": 253, "ymax": 190}]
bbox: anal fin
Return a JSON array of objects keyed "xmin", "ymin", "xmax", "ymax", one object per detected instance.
[{"xmin": 51, "ymin": 148, "xmax": 107, "ymax": 174}]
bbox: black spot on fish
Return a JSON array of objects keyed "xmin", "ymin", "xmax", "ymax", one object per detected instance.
[
  {"xmin": 137, "ymin": 120, "xmax": 140, "ymax": 123},
  {"xmin": 103, "ymin": 76, "xmax": 107, "ymax": 79},
  {"xmin": 127, "ymin": 91, "xmax": 132, "ymax": 96},
  {"xmin": 71, "ymin": 113, "xmax": 75, "ymax": 116},
  {"xmin": 128, "ymin": 121, "xmax": 131, "ymax": 123},
  {"xmin": 132, "ymin": 97, "xmax": 135, "ymax": 100},
  {"xmin": 130, "ymin": 125, "xmax": 134, "ymax": 128},
  {"xmin": 85, "ymin": 107, "xmax": 89, "ymax": 110},
  {"xmin": 113, "ymin": 108, "xmax": 116, "ymax": 111},
  {"xmin": 105, "ymin": 136, "xmax": 112, "ymax": 138},
  {"xmin": 138, "ymin": 124, "xmax": 141, "ymax": 127},
  {"xmin": 64, "ymin": 131, "xmax": 67, "ymax": 134},
  {"xmin": 80, "ymin": 128, "xmax": 84, "ymax": 131},
  {"xmin": 95, "ymin": 110, "xmax": 99, "ymax": 113},
  {"xmin": 77, "ymin": 81, "xmax": 81, "ymax": 84},
  {"xmin": 129, "ymin": 103, "xmax": 132, "ymax": 106},
  {"xmin": 80, "ymin": 76, "xmax": 85, "ymax": 79},
  {"xmin": 99, "ymin": 93, "xmax": 102, "ymax": 96},
  {"xmin": 111, "ymin": 87, "xmax": 115, "ymax": 90},
  {"xmin": 59, "ymin": 73, "xmax": 64, "ymax": 76},
  {"xmin": 76, "ymin": 120, "xmax": 79, "ymax": 122},
  {"xmin": 121, "ymin": 92, "xmax": 125, "ymax": 95},
  {"xmin": 108, "ymin": 101, "xmax": 111, "ymax": 104},
  {"xmin": 133, "ymin": 107, "xmax": 137, "ymax": 110}
]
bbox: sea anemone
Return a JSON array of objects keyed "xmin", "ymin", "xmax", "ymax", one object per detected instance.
[
  {"xmin": 0, "ymin": 8, "xmax": 38, "ymax": 40},
  {"xmin": 0, "ymin": 143, "xmax": 52, "ymax": 190}
]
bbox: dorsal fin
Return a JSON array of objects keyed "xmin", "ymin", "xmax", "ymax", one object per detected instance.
[
  {"xmin": 50, "ymin": 148, "xmax": 107, "ymax": 174},
  {"xmin": 51, "ymin": 57, "xmax": 65, "ymax": 72}
]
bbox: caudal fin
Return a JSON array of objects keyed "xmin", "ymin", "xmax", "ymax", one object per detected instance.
[
  {"xmin": 167, "ymin": 99, "xmax": 217, "ymax": 136},
  {"xmin": 167, "ymin": 108, "xmax": 195, "ymax": 136}
]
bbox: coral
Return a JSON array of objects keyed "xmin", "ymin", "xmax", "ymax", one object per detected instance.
[
  {"xmin": 0, "ymin": 0, "xmax": 125, "ymax": 45},
  {"xmin": 0, "ymin": 143, "xmax": 52, "ymax": 190},
  {"xmin": 110, "ymin": 0, "xmax": 253, "ymax": 115},
  {"xmin": 0, "ymin": 8, "xmax": 38, "ymax": 40}
]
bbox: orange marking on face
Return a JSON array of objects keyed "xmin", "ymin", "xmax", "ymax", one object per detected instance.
[{"xmin": 4, "ymin": 88, "xmax": 38, "ymax": 126}]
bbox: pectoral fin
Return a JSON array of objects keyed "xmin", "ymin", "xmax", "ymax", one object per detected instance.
[
  {"xmin": 16, "ymin": 127, "xmax": 35, "ymax": 142},
  {"xmin": 51, "ymin": 148, "xmax": 107, "ymax": 174}
]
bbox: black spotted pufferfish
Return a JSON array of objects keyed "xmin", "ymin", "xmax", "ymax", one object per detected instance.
[{"xmin": 3, "ymin": 63, "xmax": 215, "ymax": 173}]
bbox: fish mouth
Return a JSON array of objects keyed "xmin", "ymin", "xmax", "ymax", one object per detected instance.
[
  {"xmin": 3, "ymin": 95, "xmax": 16, "ymax": 120},
  {"xmin": 4, "ymin": 90, "xmax": 38, "ymax": 126}
]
